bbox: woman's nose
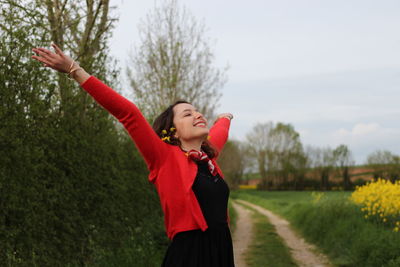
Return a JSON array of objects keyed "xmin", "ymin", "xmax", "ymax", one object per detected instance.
[{"xmin": 195, "ymin": 111, "xmax": 204, "ymax": 119}]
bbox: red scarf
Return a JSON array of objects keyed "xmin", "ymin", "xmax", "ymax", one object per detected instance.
[{"xmin": 186, "ymin": 149, "xmax": 218, "ymax": 176}]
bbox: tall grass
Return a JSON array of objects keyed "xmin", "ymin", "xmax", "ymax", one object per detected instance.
[
  {"xmin": 231, "ymin": 190, "xmax": 400, "ymax": 267},
  {"xmin": 228, "ymin": 198, "xmax": 238, "ymax": 233}
]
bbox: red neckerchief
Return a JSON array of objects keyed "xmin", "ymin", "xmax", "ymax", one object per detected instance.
[{"xmin": 186, "ymin": 149, "xmax": 218, "ymax": 176}]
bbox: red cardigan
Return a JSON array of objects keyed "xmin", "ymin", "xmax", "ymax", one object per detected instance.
[{"xmin": 81, "ymin": 76, "xmax": 231, "ymax": 240}]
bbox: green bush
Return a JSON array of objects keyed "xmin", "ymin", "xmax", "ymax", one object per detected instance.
[{"xmin": 0, "ymin": 11, "xmax": 167, "ymax": 265}]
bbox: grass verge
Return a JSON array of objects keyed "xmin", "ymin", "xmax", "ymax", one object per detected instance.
[{"xmin": 228, "ymin": 198, "xmax": 238, "ymax": 233}]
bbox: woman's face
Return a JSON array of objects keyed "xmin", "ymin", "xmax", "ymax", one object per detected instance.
[{"xmin": 172, "ymin": 103, "xmax": 209, "ymax": 143}]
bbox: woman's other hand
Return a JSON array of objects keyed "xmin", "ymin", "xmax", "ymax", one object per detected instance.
[
  {"xmin": 216, "ymin": 113, "xmax": 233, "ymax": 121},
  {"xmin": 32, "ymin": 43, "xmax": 74, "ymax": 73}
]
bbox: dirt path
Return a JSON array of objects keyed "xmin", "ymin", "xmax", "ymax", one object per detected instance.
[
  {"xmin": 234, "ymin": 199, "xmax": 331, "ymax": 267},
  {"xmin": 231, "ymin": 202, "xmax": 254, "ymax": 267}
]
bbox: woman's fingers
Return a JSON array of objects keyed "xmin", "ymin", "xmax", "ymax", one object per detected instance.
[
  {"xmin": 37, "ymin": 48, "xmax": 56, "ymax": 60},
  {"xmin": 32, "ymin": 48, "xmax": 55, "ymax": 63},
  {"xmin": 32, "ymin": 45, "xmax": 73, "ymax": 73},
  {"xmin": 31, "ymin": 54, "xmax": 53, "ymax": 67},
  {"xmin": 37, "ymin": 47, "xmax": 53, "ymax": 55},
  {"xmin": 51, "ymin": 43, "xmax": 65, "ymax": 56}
]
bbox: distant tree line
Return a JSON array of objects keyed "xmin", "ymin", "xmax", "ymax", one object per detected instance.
[{"xmin": 218, "ymin": 122, "xmax": 400, "ymax": 191}]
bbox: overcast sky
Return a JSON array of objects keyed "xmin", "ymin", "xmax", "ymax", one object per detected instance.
[{"xmin": 109, "ymin": 0, "xmax": 400, "ymax": 164}]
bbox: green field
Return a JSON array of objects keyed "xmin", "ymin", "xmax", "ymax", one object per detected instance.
[{"xmin": 231, "ymin": 190, "xmax": 400, "ymax": 267}]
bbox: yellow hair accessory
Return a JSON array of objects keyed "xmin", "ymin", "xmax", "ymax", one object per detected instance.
[
  {"xmin": 162, "ymin": 129, "xmax": 167, "ymax": 135},
  {"xmin": 170, "ymin": 127, "xmax": 176, "ymax": 132},
  {"xmin": 161, "ymin": 136, "xmax": 171, "ymax": 142}
]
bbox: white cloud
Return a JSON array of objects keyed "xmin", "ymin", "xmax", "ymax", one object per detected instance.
[
  {"xmin": 329, "ymin": 123, "xmax": 400, "ymax": 163},
  {"xmin": 334, "ymin": 123, "xmax": 381, "ymax": 137},
  {"xmin": 352, "ymin": 123, "xmax": 381, "ymax": 136}
]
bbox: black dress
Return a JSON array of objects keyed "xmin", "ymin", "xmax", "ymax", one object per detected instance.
[{"xmin": 161, "ymin": 161, "xmax": 235, "ymax": 267}]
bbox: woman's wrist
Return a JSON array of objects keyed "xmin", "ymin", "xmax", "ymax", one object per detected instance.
[
  {"xmin": 68, "ymin": 62, "xmax": 91, "ymax": 84},
  {"xmin": 73, "ymin": 68, "xmax": 91, "ymax": 85},
  {"xmin": 225, "ymin": 115, "xmax": 233, "ymax": 120}
]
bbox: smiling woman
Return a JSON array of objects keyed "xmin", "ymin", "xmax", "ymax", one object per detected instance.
[
  {"xmin": 32, "ymin": 43, "xmax": 235, "ymax": 267},
  {"xmin": 152, "ymin": 100, "xmax": 228, "ymax": 160}
]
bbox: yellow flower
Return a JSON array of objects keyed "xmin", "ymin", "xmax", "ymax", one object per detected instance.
[{"xmin": 350, "ymin": 178, "xmax": 400, "ymax": 231}]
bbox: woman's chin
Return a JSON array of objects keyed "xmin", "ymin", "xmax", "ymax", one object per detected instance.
[
  {"xmin": 201, "ymin": 131, "xmax": 210, "ymax": 141},
  {"xmin": 201, "ymin": 127, "xmax": 210, "ymax": 135},
  {"xmin": 193, "ymin": 130, "xmax": 209, "ymax": 141},
  {"xmin": 182, "ymin": 128, "xmax": 209, "ymax": 142}
]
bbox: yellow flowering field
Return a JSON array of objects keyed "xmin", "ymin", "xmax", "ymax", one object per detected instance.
[
  {"xmin": 350, "ymin": 178, "xmax": 400, "ymax": 232},
  {"xmin": 238, "ymin": 184, "xmax": 257, "ymax": 189}
]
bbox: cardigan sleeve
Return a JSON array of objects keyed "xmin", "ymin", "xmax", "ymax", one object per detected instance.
[
  {"xmin": 80, "ymin": 76, "xmax": 168, "ymax": 181},
  {"xmin": 208, "ymin": 117, "xmax": 231, "ymax": 154}
]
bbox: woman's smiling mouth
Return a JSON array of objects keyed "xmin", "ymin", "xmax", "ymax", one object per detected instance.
[{"xmin": 194, "ymin": 121, "xmax": 207, "ymax": 127}]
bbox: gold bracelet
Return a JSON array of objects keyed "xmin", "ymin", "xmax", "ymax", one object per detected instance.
[
  {"xmin": 67, "ymin": 66, "xmax": 83, "ymax": 80},
  {"xmin": 67, "ymin": 61, "xmax": 74, "ymax": 73}
]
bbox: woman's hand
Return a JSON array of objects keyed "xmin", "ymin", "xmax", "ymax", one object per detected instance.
[
  {"xmin": 216, "ymin": 113, "xmax": 233, "ymax": 121},
  {"xmin": 32, "ymin": 43, "xmax": 90, "ymax": 84},
  {"xmin": 32, "ymin": 43, "xmax": 75, "ymax": 73}
]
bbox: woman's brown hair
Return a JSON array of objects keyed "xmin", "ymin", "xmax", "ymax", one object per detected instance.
[{"xmin": 152, "ymin": 100, "xmax": 218, "ymax": 159}]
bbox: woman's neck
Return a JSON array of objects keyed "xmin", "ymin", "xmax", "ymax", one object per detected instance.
[{"xmin": 180, "ymin": 139, "xmax": 203, "ymax": 152}]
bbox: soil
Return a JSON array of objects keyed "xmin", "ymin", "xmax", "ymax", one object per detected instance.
[{"xmin": 231, "ymin": 202, "xmax": 254, "ymax": 267}]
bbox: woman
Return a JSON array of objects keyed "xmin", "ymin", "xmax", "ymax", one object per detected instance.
[{"xmin": 32, "ymin": 44, "xmax": 235, "ymax": 267}]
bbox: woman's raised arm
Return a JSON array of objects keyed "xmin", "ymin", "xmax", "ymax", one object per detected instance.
[
  {"xmin": 208, "ymin": 114, "xmax": 233, "ymax": 155},
  {"xmin": 32, "ymin": 44, "xmax": 168, "ymax": 181}
]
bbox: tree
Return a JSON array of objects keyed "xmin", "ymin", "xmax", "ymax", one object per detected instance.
[
  {"xmin": 269, "ymin": 123, "xmax": 305, "ymax": 189},
  {"xmin": 217, "ymin": 140, "xmax": 245, "ymax": 189},
  {"xmin": 333, "ymin": 144, "xmax": 354, "ymax": 190},
  {"xmin": 306, "ymin": 146, "xmax": 336, "ymax": 190},
  {"xmin": 44, "ymin": 0, "xmax": 118, "ymax": 119},
  {"xmin": 366, "ymin": 150, "xmax": 400, "ymax": 182},
  {"xmin": 246, "ymin": 122, "xmax": 274, "ymax": 189},
  {"xmin": 245, "ymin": 122, "xmax": 306, "ymax": 190},
  {"xmin": 1, "ymin": 1, "xmax": 166, "ymax": 265},
  {"xmin": 127, "ymin": 0, "xmax": 227, "ymax": 121}
]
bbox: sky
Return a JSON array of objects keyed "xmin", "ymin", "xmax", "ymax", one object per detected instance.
[{"xmin": 108, "ymin": 0, "xmax": 400, "ymax": 164}]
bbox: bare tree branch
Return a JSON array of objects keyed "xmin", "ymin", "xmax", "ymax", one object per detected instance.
[{"xmin": 127, "ymin": 0, "xmax": 227, "ymax": 121}]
